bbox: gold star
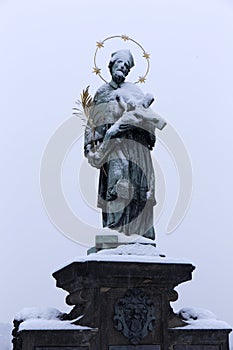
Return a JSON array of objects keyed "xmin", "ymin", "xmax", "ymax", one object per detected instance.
[
  {"xmin": 96, "ymin": 41, "xmax": 104, "ymax": 48},
  {"xmin": 143, "ymin": 52, "xmax": 150, "ymax": 59},
  {"xmin": 138, "ymin": 76, "xmax": 146, "ymax": 83},
  {"xmin": 93, "ymin": 67, "xmax": 101, "ymax": 75},
  {"xmin": 121, "ymin": 34, "xmax": 129, "ymax": 41}
]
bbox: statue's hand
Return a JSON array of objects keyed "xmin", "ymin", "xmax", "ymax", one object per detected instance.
[
  {"xmin": 104, "ymin": 124, "xmax": 121, "ymax": 140},
  {"xmin": 86, "ymin": 149, "xmax": 103, "ymax": 168},
  {"xmin": 87, "ymin": 149, "xmax": 99, "ymax": 160},
  {"xmin": 87, "ymin": 138, "xmax": 120, "ymax": 168}
]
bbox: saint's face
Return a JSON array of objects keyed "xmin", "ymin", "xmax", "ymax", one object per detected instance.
[
  {"xmin": 112, "ymin": 59, "xmax": 129, "ymax": 75},
  {"xmin": 111, "ymin": 59, "xmax": 130, "ymax": 84}
]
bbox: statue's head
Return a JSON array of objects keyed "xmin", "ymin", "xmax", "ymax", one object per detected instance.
[{"xmin": 108, "ymin": 49, "xmax": 134, "ymax": 84}]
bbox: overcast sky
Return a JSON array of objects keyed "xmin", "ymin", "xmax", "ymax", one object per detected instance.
[{"xmin": 0, "ymin": 0, "xmax": 233, "ymax": 340}]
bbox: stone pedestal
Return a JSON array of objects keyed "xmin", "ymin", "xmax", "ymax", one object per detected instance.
[
  {"xmin": 13, "ymin": 250, "xmax": 231, "ymax": 350},
  {"xmin": 53, "ymin": 260, "xmax": 194, "ymax": 335},
  {"xmin": 52, "ymin": 258, "xmax": 231, "ymax": 349},
  {"xmin": 13, "ymin": 329, "xmax": 98, "ymax": 350}
]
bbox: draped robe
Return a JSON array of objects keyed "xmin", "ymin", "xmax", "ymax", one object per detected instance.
[{"xmin": 84, "ymin": 82, "xmax": 166, "ymax": 239}]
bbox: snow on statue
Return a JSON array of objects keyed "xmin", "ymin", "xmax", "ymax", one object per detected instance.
[{"xmin": 83, "ymin": 49, "xmax": 166, "ymax": 240}]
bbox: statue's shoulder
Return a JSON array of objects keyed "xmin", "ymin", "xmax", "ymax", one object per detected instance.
[
  {"xmin": 95, "ymin": 83, "xmax": 110, "ymax": 95},
  {"xmin": 93, "ymin": 83, "xmax": 114, "ymax": 105},
  {"xmin": 94, "ymin": 83, "xmax": 109, "ymax": 98},
  {"xmin": 122, "ymin": 82, "xmax": 143, "ymax": 93},
  {"xmin": 120, "ymin": 82, "xmax": 145, "ymax": 98}
]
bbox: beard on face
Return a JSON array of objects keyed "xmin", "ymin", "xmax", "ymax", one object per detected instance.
[{"xmin": 112, "ymin": 69, "xmax": 126, "ymax": 84}]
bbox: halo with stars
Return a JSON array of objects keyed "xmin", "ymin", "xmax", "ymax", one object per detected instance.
[{"xmin": 93, "ymin": 34, "xmax": 150, "ymax": 84}]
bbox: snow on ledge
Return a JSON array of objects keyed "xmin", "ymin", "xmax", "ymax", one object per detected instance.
[
  {"xmin": 19, "ymin": 319, "xmax": 92, "ymax": 331},
  {"xmin": 15, "ymin": 307, "xmax": 94, "ymax": 332},
  {"xmin": 174, "ymin": 307, "xmax": 232, "ymax": 330},
  {"xmin": 15, "ymin": 307, "xmax": 62, "ymax": 322},
  {"xmin": 73, "ymin": 243, "xmax": 193, "ymax": 265},
  {"xmin": 177, "ymin": 319, "xmax": 231, "ymax": 330}
]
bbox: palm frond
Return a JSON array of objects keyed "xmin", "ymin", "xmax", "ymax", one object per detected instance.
[
  {"xmin": 73, "ymin": 86, "xmax": 94, "ymax": 128},
  {"xmin": 80, "ymin": 86, "xmax": 92, "ymax": 118},
  {"xmin": 72, "ymin": 102, "xmax": 85, "ymax": 121}
]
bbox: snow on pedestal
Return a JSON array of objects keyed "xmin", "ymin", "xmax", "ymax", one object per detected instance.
[
  {"xmin": 176, "ymin": 307, "xmax": 232, "ymax": 330},
  {"xmin": 12, "ymin": 244, "xmax": 232, "ymax": 349},
  {"xmin": 56, "ymin": 242, "xmax": 192, "ymax": 270}
]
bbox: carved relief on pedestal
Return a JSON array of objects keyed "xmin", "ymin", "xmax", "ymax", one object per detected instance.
[{"xmin": 113, "ymin": 288, "xmax": 156, "ymax": 345}]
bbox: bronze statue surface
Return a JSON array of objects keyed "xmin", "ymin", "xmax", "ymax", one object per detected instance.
[{"xmin": 84, "ymin": 50, "xmax": 166, "ymax": 240}]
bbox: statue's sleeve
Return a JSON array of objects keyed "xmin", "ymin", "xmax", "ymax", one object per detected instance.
[{"xmin": 84, "ymin": 101, "xmax": 119, "ymax": 168}]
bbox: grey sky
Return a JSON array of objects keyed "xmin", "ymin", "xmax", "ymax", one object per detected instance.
[{"xmin": 0, "ymin": 0, "xmax": 233, "ymax": 339}]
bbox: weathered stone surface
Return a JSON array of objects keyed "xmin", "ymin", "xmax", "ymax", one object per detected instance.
[
  {"xmin": 14, "ymin": 259, "xmax": 231, "ymax": 350},
  {"xmin": 52, "ymin": 260, "xmax": 195, "ymax": 347},
  {"xmin": 53, "ymin": 260, "xmax": 195, "ymax": 292},
  {"xmin": 168, "ymin": 329, "xmax": 231, "ymax": 350},
  {"xmin": 14, "ymin": 329, "xmax": 98, "ymax": 350}
]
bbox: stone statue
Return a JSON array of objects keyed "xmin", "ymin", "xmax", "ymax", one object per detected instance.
[{"xmin": 84, "ymin": 50, "xmax": 166, "ymax": 240}]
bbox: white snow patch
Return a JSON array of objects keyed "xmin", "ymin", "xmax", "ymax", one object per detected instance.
[
  {"xmin": 19, "ymin": 319, "xmax": 92, "ymax": 331},
  {"xmin": 15, "ymin": 307, "xmax": 93, "ymax": 332},
  {"xmin": 98, "ymin": 81, "xmax": 147, "ymax": 106},
  {"xmin": 96, "ymin": 243, "xmax": 161, "ymax": 256},
  {"xmin": 15, "ymin": 307, "xmax": 62, "ymax": 321},
  {"xmin": 179, "ymin": 319, "xmax": 231, "ymax": 330},
  {"xmin": 175, "ymin": 307, "xmax": 232, "ymax": 330},
  {"xmin": 179, "ymin": 307, "xmax": 217, "ymax": 321},
  {"xmin": 72, "ymin": 243, "xmax": 193, "ymax": 265}
]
